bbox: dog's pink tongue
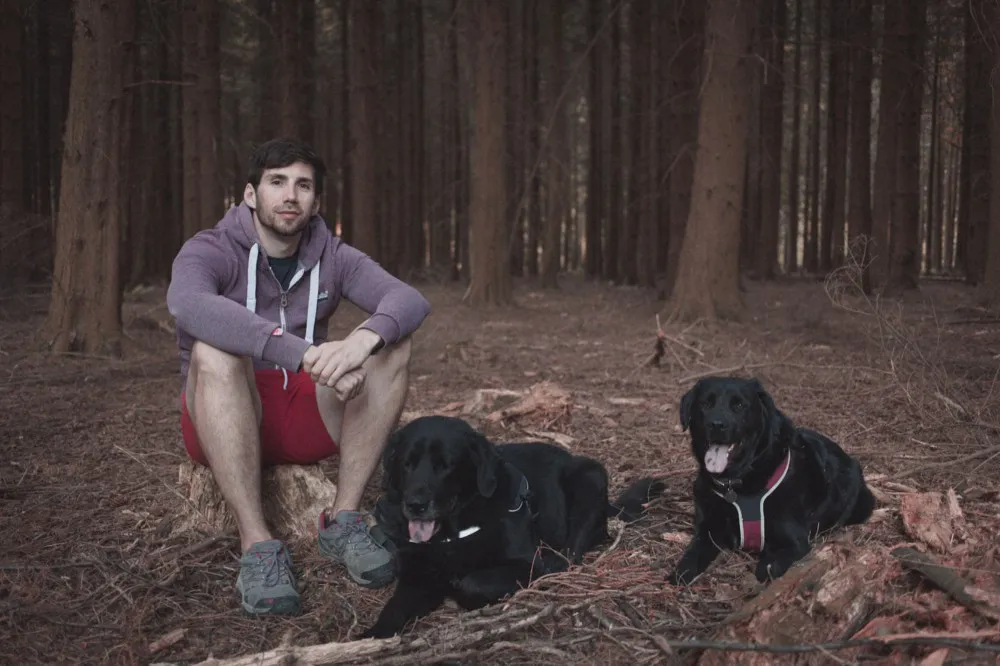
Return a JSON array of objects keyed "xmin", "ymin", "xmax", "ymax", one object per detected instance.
[
  {"xmin": 705, "ymin": 445, "xmax": 731, "ymax": 474},
  {"xmin": 408, "ymin": 519, "xmax": 437, "ymax": 543}
]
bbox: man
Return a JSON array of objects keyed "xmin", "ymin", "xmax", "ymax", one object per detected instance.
[{"xmin": 166, "ymin": 138, "xmax": 431, "ymax": 616}]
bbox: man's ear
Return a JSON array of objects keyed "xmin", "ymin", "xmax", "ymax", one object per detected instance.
[
  {"xmin": 467, "ymin": 431, "xmax": 499, "ymax": 498},
  {"xmin": 244, "ymin": 184, "xmax": 257, "ymax": 210}
]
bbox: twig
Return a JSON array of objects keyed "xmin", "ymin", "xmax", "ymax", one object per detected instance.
[
  {"xmin": 663, "ymin": 631, "xmax": 1000, "ymax": 655},
  {"xmin": 893, "ymin": 443, "xmax": 1000, "ymax": 480}
]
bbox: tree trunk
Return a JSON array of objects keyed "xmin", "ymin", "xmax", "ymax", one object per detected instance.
[
  {"xmin": 634, "ymin": 0, "xmax": 658, "ymax": 289},
  {"xmin": 822, "ymin": 0, "xmax": 848, "ymax": 270},
  {"xmin": 604, "ymin": 7, "xmax": 622, "ymax": 282},
  {"xmin": 927, "ymin": 17, "xmax": 942, "ymax": 275},
  {"xmin": 0, "ymin": 0, "xmax": 26, "ymax": 280},
  {"xmin": 755, "ymin": 0, "xmax": 785, "ymax": 279},
  {"xmin": 847, "ymin": 0, "xmax": 874, "ymax": 293},
  {"xmin": 983, "ymin": 1, "xmax": 1000, "ymax": 303},
  {"xmin": 47, "ymin": 0, "xmax": 135, "ymax": 356},
  {"xmin": 804, "ymin": 0, "xmax": 821, "ymax": 274},
  {"xmin": 507, "ymin": 0, "xmax": 526, "ymax": 277},
  {"xmin": 871, "ymin": 0, "xmax": 902, "ymax": 285},
  {"xmin": 348, "ymin": 0, "xmax": 380, "ymax": 259},
  {"xmin": 885, "ymin": 0, "xmax": 926, "ymax": 293},
  {"xmin": 959, "ymin": 0, "xmax": 991, "ymax": 284},
  {"xmin": 464, "ymin": 0, "xmax": 511, "ymax": 306},
  {"xmin": 667, "ymin": 0, "xmax": 756, "ymax": 321},
  {"xmin": 539, "ymin": 0, "xmax": 564, "ymax": 288},
  {"xmin": 785, "ymin": 0, "xmax": 803, "ymax": 273},
  {"xmin": 585, "ymin": 0, "xmax": 605, "ymax": 279}
]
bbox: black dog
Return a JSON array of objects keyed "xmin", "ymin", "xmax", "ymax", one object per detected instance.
[
  {"xmin": 668, "ymin": 376, "xmax": 874, "ymax": 585},
  {"xmin": 360, "ymin": 415, "xmax": 664, "ymax": 639}
]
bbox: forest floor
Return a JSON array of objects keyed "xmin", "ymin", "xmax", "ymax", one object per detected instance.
[{"xmin": 3, "ymin": 269, "xmax": 1000, "ymax": 665}]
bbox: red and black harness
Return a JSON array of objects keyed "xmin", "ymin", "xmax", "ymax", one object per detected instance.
[{"xmin": 710, "ymin": 451, "xmax": 791, "ymax": 552}]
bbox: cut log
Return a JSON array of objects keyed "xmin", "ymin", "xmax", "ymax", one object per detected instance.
[
  {"xmin": 698, "ymin": 538, "xmax": 894, "ymax": 666},
  {"xmin": 176, "ymin": 461, "xmax": 338, "ymax": 541}
]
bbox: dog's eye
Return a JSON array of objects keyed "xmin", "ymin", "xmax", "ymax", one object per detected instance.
[
  {"xmin": 703, "ymin": 394, "xmax": 716, "ymax": 408},
  {"xmin": 731, "ymin": 399, "xmax": 745, "ymax": 411}
]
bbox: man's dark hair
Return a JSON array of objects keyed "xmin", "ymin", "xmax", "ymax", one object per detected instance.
[{"xmin": 247, "ymin": 138, "xmax": 327, "ymax": 196}]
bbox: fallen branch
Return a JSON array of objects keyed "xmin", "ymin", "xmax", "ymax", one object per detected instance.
[
  {"xmin": 891, "ymin": 546, "xmax": 1000, "ymax": 621},
  {"xmin": 893, "ymin": 444, "xmax": 1000, "ymax": 480},
  {"xmin": 153, "ymin": 604, "xmax": 556, "ymax": 666},
  {"xmin": 670, "ymin": 631, "xmax": 1000, "ymax": 655}
]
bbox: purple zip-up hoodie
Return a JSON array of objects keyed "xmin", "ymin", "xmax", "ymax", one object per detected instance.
[{"xmin": 166, "ymin": 202, "xmax": 431, "ymax": 388}]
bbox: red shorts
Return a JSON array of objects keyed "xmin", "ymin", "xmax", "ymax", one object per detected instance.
[{"xmin": 181, "ymin": 369, "xmax": 339, "ymax": 466}]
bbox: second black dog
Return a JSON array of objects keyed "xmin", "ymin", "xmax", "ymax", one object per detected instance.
[
  {"xmin": 360, "ymin": 415, "xmax": 664, "ymax": 639},
  {"xmin": 668, "ymin": 376, "xmax": 874, "ymax": 585}
]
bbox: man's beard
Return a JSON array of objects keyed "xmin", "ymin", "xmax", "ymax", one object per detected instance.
[{"xmin": 257, "ymin": 207, "xmax": 309, "ymax": 237}]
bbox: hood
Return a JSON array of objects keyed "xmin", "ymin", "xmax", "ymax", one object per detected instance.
[{"xmin": 219, "ymin": 201, "xmax": 331, "ymax": 270}]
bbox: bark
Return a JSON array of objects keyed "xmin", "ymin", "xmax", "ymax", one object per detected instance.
[
  {"xmin": 348, "ymin": 0, "xmax": 380, "ymax": 259},
  {"xmin": 585, "ymin": 0, "xmax": 605, "ymax": 278},
  {"xmin": 847, "ymin": 0, "xmax": 874, "ymax": 293},
  {"xmin": 539, "ymin": 0, "xmax": 565, "ymax": 288},
  {"xmin": 178, "ymin": 461, "xmax": 337, "ymax": 542},
  {"xmin": 46, "ymin": 0, "xmax": 135, "ymax": 356},
  {"xmin": 822, "ymin": 0, "xmax": 848, "ymax": 270},
  {"xmin": 464, "ymin": 0, "xmax": 511, "ymax": 306},
  {"xmin": 785, "ymin": 0, "xmax": 802, "ymax": 272},
  {"xmin": 885, "ymin": 0, "xmax": 926, "ymax": 293},
  {"xmin": 804, "ymin": 0, "xmax": 821, "ymax": 274},
  {"xmin": 959, "ymin": 0, "xmax": 991, "ymax": 283},
  {"xmin": 667, "ymin": 0, "xmax": 756, "ymax": 321},
  {"xmin": 604, "ymin": 7, "xmax": 622, "ymax": 282},
  {"xmin": 983, "ymin": 1, "xmax": 1000, "ymax": 304},
  {"xmin": 755, "ymin": 0, "xmax": 785, "ymax": 279},
  {"xmin": 697, "ymin": 541, "xmax": 890, "ymax": 666},
  {"xmin": 0, "ymin": 0, "xmax": 25, "ymax": 279},
  {"xmin": 871, "ymin": 0, "xmax": 903, "ymax": 285},
  {"xmin": 634, "ymin": 0, "xmax": 658, "ymax": 289}
]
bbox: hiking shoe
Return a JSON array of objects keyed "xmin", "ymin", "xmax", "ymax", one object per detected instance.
[
  {"xmin": 318, "ymin": 510, "xmax": 396, "ymax": 589},
  {"xmin": 235, "ymin": 539, "xmax": 301, "ymax": 616}
]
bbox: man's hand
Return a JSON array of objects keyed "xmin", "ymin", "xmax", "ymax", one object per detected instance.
[{"xmin": 301, "ymin": 328, "xmax": 383, "ymax": 394}]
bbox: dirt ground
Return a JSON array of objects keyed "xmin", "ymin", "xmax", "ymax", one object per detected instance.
[{"xmin": 2, "ymin": 271, "xmax": 1000, "ymax": 665}]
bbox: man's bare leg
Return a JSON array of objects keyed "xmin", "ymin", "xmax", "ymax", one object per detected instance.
[
  {"xmin": 316, "ymin": 337, "xmax": 412, "ymax": 514},
  {"xmin": 315, "ymin": 337, "xmax": 412, "ymax": 587},
  {"xmin": 185, "ymin": 342, "xmax": 269, "ymax": 552},
  {"xmin": 185, "ymin": 342, "xmax": 300, "ymax": 615}
]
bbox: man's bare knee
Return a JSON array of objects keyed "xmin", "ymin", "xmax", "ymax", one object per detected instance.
[
  {"xmin": 188, "ymin": 342, "xmax": 260, "ymax": 419},
  {"xmin": 191, "ymin": 342, "xmax": 251, "ymax": 384},
  {"xmin": 373, "ymin": 337, "xmax": 412, "ymax": 377}
]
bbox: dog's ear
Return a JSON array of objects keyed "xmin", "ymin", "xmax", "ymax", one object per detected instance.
[
  {"xmin": 467, "ymin": 430, "xmax": 499, "ymax": 498},
  {"xmin": 679, "ymin": 383, "xmax": 699, "ymax": 431},
  {"xmin": 381, "ymin": 430, "xmax": 405, "ymax": 496},
  {"xmin": 749, "ymin": 378, "xmax": 775, "ymax": 421}
]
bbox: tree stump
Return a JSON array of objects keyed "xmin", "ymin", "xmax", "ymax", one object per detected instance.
[{"xmin": 176, "ymin": 460, "xmax": 338, "ymax": 541}]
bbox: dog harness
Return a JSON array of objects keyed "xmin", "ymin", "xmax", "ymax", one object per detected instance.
[{"xmin": 711, "ymin": 451, "xmax": 791, "ymax": 552}]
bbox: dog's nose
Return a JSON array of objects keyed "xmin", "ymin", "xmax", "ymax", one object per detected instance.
[
  {"xmin": 708, "ymin": 419, "xmax": 726, "ymax": 434},
  {"xmin": 405, "ymin": 500, "xmax": 429, "ymax": 515}
]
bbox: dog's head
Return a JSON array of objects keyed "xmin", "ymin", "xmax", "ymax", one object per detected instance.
[
  {"xmin": 679, "ymin": 376, "xmax": 777, "ymax": 479},
  {"xmin": 381, "ymin": 415, "xmax": 500, "ymax": 543}
]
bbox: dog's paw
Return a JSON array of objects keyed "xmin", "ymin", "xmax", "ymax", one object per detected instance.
[
  {"xmin": 358, "ymin": 623, "xmax": 398, "ymax": 640},
  {"xmin": 754, "ymin": 559, "xmax": 790, "ymax": 583}
]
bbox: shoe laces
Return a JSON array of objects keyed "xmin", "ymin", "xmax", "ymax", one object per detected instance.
[
  {"xmin": 337, "ymin": 519, "xmax": 381, "ymax": 555},
  {"xmin": 248, "ymin": 548, "xmax": 293, "ymax": 587}
]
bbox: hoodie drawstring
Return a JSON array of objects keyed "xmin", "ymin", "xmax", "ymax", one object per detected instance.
[{"xmin": 245, "ymin": 241, "xmax": 321, "ymax": 390}]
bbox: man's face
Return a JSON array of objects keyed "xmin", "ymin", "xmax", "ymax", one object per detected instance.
[{"xmin": 245, "ymin": 161, "xmax": 320, "ymax": 238}]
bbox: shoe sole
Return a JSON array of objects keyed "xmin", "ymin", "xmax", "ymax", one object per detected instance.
[{"xmin": 240, "ymin": 596, "xmax": 302, "ymax": 616}]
